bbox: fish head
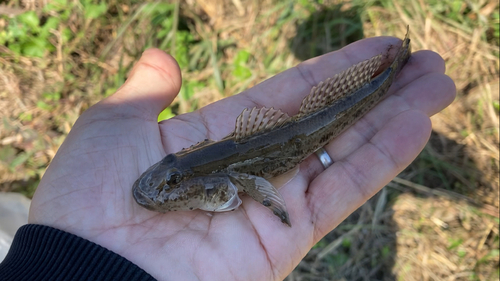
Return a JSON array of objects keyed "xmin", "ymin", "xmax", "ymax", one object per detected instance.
[
  {"xmin": 145, "ymin": 154, "xmax": 185, "ymax": 186},
  {"xmin": 132, "ymin": 154, "xmax": 188, "ymax": 210},
  {"xmin": 133, "ymin": 153, "xmax": 242, "ymax": 212}
]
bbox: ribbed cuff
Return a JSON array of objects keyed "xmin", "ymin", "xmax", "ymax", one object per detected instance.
[{"xmin": 0, "ymin": 224, "xmax": 156, "ymax": 281}]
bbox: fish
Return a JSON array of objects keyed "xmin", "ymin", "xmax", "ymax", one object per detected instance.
[{"xmin": 133, "ymin": 28, "xmax": 412, "ymax": 226}]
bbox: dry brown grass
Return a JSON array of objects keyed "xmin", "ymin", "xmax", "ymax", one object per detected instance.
[
  {"xmin": 391, "ymin": 193, "xmax": 498, "ymax": 280},
  {"xmin": 0, "ymin": 0, "xmax": 498, "ymax": 280}
]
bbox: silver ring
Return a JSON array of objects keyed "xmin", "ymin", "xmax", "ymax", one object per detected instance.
[{"xmin": 315, "ymin": 147, "xmax": 333, "ymax": 169}]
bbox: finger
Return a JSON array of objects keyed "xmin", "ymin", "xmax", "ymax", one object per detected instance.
[
  {"xmin": 307, "ymin": 110, "xmax": 432, "ymax": 238},
  {"xmin": 394, "ymin": 71, "xmax": 456, "ymax": 116},
  {"xmin": 389, "ymin": 50, "xmax": 447, "ymax": 95},
  {"xmin": 103, "ymin": 48, "xmax": 182, "ymax": 119}
]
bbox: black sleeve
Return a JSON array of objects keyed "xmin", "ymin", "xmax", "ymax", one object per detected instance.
[{"xmin": 0, "ymin": 224, "xmax": 156, "ymax": 281}]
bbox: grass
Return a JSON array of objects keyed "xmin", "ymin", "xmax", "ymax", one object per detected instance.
[{"xmin": 1, "ymin": 0, "xmax": 499, "ymax": 279}]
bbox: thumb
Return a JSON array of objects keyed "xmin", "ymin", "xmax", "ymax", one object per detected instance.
[{"xmin": 105, "ymin": 48, "xmax": 182, "ymax": 119}]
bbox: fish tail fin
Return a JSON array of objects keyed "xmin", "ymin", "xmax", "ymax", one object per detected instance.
[{"xmin": 391, "ymin": 26, "xmax": 412, "ymax": 77}]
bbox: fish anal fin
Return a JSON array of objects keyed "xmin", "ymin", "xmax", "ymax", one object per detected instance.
[
  {"xmin": 233, "ymin": 107, "xmax": 290, "ymax": 141},
  {"xmin": 206, "ymin": 190, "xmax": 242, "ymax": 212},
  {"xmin": 267, "ymin": 166, "xmax": 299, "ymax": 189},
  {"xmin": 228, "ymin": 173, "xmax": 291, "ymax": 226},
  {"xmin": 298, "ymin": 54, "xmax": 382, "ymax": 116}
]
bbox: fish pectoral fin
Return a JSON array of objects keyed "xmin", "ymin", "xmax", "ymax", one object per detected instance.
[
  {"xmin": 228, "ymin": 173, "xmax": 291, "ymax": 227},
  {"xmin": 212, "ymin": 191, "xmax": 242, "ymax": 212},
  {"xmin": 197, "ymin": 175, "xmax": 242, "ymax": 212}
]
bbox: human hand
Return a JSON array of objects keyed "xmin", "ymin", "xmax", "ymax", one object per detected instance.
[{"xmin": 29, "ymin": 35, "xmax": 455, "ymax": 280}]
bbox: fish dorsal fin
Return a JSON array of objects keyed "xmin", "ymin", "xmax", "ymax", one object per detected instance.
[
  {"xmin": 232, "ymin": 107, "xmax": 290, "ymax": 141},
  {"xmin": 176, "ymin": 138, "xmax": 215, "ymax": 156},
  {"xmin": 297, "ymin": 54, "xmax": 382, "ymax": 116}
]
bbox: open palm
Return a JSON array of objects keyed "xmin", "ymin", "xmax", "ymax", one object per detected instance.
[{"xmin": 29, "ymin": 36, "xmax": 455, "ymax": 280}]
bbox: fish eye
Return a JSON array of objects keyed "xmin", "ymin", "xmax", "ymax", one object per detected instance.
[{"xmin": 167, "ymin": 170, "xmax": 182, "ymax": 186}]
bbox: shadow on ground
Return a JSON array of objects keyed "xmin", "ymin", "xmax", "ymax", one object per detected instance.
[{"xmin": 289, "ymin": 3, "xmax": 364, "ymax": 61}]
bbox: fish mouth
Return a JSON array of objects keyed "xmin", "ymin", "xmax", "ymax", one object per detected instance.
[{"xmin": 132, "ymin": 184, "xmax": 155, "ymax": 209}]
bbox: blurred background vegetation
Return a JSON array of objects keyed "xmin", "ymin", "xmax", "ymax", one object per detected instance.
[{"xmin": 0, "ymin": 0, "xmax": 498, "ymax": 280}]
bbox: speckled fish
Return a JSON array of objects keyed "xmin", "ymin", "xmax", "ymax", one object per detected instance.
[{"xmin": 133, "ymin": 28, "xmax": 412, "ymax": 226}]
